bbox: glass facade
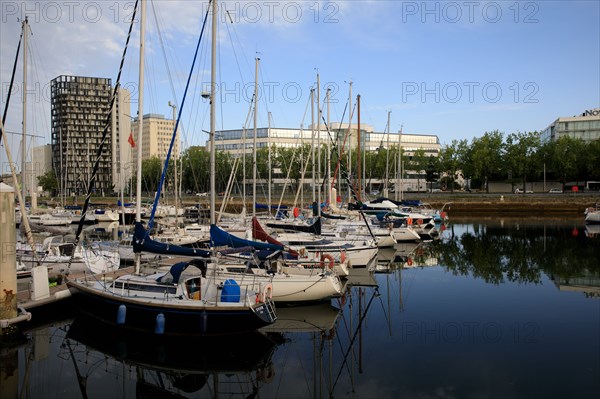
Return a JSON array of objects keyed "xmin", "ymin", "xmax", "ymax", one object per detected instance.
[
  {"xmin": 541, "ymin": 109, "xmax": 600, "ymax": 143},
  {"xmin": 212, "ymin": 126, "xmax": 441, "ymax": 156}
]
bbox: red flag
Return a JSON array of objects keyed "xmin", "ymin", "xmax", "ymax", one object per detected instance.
[{"xmin": 128, "ymin": 132, "xmax": 136, "ymax": 148}]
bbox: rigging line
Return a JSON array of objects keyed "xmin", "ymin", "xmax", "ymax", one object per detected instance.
[
  {"xmin": 224, "ymin": 12, "xmax": 247, "ymax": 89},
  {"xmin": 331, "ymin": 101, "xmax": 355, "ymax": 188},
  {"xmin": 28, "ymin": 31, "xmax": 51, "ymax": 138},
  {"xmin": 1, "ymin": 30, "xmax": 22, "ymax": 133},
  {"xmin": 214, "ymin": 15, "xmax": 225, "ymax": 140},
  {"xmin": 150, "ymin": 0, "xmax": 178, "ymax": 104},
  {"xmin": 68, "ymin": 0, "xmax": 140, "ymax": 273},
  {"xmin": 146, "ymin": 1, "xmax": 212, "ymax": 230},
  {"xmin": 331, "ymin": 287, "xmax": 380, "ymax": 391},
  {"xmin": 258, "ymin": 60, "xmax": 270, "ymax": 120},
  {"xmin": 150, "ymin": 0, "xmax": 193, "ymax": 154}
]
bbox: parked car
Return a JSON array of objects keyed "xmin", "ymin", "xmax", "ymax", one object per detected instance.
[
  {"xmin": 549, "ymin": 188, "xmax": 563, "ymax": 193},
  {"xmin": 370, "ymin": 189, "xmax": 380, "ymax": 196},
  {"xmin": 196, "ymin": 192, "xmax": 208, "ymax": 197},
  {"xmin": 515, "ymin": 188, "xmax": 533, "ymax": 194}
]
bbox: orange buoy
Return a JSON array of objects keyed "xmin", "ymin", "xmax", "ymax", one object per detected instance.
[{"xmin": 320, "ymin": 253, "xmax": 335, "ymax": 270}]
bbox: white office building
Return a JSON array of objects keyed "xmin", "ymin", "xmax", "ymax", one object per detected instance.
[{"xmin": 541, "ymin": 108, "xmax": 600, "ymax": 143}]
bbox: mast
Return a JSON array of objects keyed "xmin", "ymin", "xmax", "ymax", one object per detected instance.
[
  {"xmin": 21, "ymin": 16, "xmax": 28, "ymax": 204},
  {"xmin": 134, "ymin": 0, "xmax": 146, "ymax": 273},
  {"xmin": 169, "ymin": 101, "xmax": 178, "ymax": 218},
  {"xmin": 310, "ymin": 88, "xmax": 315, "ymax": 203},
  {"xmin": 209, "ymin": 0, "xmax": 217, "ymax": 225},
  {"xmin": 267, "ymin": 111, "xmax": 272, "ymax": 214},
  {"xmin": 326, "ymin": 88, "xmax": 331, "ymax": 205},
  {"xmin": 59, "ymin": 125, "xmax": 64, "ymax": 206},
  {"xmin": 316, "ymin": 72, "xmax": 321, "ymax": 218},
  {"xmin": 396, "ymin": 125, "xmax": 403, "ymax": 201},
  {"xmin": 384, "ymin": 111, "xmax": 390, "ymax": 197},
  {"xmin": 252, "ymin": 57, "xmax": 259, "ymax": 218},
  {"xmin": 347, "ymin": 81, "xmax": 352, "ymax": 203},
  {"xmin": 357, "ymin": 94, "xmax": 361, "ymax": 202}
]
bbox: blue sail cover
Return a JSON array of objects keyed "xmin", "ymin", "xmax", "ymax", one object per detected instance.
[
  {"xmin": 254, "ymin": 203, "xmax": 289, "ymax": 210},
  {"xmin": 210, "ymin": 224, "xmax": 283, "ymax": 252},
  {"xmin": 266, "ymin": 217, "xmax": 321, "ymax": 235},
  {"xmin": 132, "ymin": 222, "xmax": 210, "ymax": 257}
]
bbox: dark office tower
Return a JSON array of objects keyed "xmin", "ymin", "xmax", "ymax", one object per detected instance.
[{"xmin": 51, "ymin": 75, "xmax": 113, "ymax": 196}]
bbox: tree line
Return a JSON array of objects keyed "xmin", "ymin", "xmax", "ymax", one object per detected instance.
[{"xmin": 37, "ymin": 131, "xmax": 600, "ymax": 196}]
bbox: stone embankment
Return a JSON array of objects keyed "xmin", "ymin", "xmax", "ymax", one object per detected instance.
[{"xmin": 417, "ymin": 193, "xmax": 599, "ymax": 217}]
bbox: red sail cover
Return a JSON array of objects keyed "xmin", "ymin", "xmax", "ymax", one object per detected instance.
[{"xmin": 252, "ymin": 217, "xmax": 298, "ymax": 258}]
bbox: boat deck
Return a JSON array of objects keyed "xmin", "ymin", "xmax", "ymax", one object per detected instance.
[{"xmin": 16, "ymin": 266, "xmax": 139, "ymax": 310}]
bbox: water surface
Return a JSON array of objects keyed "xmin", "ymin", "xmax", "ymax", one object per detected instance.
[{"xmin": 3, "ymin": 219, "xmax": 599, "ymax": 398}]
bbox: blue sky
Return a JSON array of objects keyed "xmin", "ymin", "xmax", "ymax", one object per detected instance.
[{"xmin": 1, "ymin": 1, "xmax": 599, "ymax": 170}]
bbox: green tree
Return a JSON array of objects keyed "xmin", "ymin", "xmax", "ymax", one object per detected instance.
[
  {"xmin": 550, "ymin": 136, "xmax": 586, "ymax": 184},
  {"xmin": 504, "ymin": 131, "xmax": 541, "ymax": 192},
  {"xmin": 141, "ymin": 156, "xmax": 162, "ymax": 194},
  {"xmin": 587, "ymin": 139, "xmax": 600, "ymax": 180},
  {"xmin": 439, "ymin": 139, "xmax": 468, "ymax": 192},
  {"xmin": 469, "ymin": 130, "xmax": 504, "ymax": 193},
  {"xmin": 38, "ymin": 170, "xmax": 59, "ymax": 196},
  {"xmin": 180, "ymin": 146, "xmax": 209, "ymax": 194}
]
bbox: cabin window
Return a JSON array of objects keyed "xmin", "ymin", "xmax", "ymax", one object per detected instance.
[
  {"xmin": 112, "ymin": 281, "xmax": 176, "ymax": 295},
  {"xmin": 185, "ymin": 277, "xmax": 202, "ymax": 300}
]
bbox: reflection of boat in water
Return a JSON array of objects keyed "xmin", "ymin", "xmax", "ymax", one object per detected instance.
[
  {"xmin": 343, "ymin": 266, "xmax": 378, "ymax": 287},
  {"xmin": 63, "ymin": 312, "xmax": 278, "ymax": 397},
  {"xmin": 585, "ymin": 224, "xmax": 600, "ymax": 238},
  {"xmin": 260, "ymin": 303, "xmax": 341, "ymax": 334},
  {"xmin": 584, "ymin": 204, "xmax": 600, "ymax": 224}
]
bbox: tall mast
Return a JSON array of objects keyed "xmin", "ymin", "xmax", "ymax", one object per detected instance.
[
  {"xmin": 384, "ymin": 110, "xmax": 391, "ymax": 196},
  {"xmin": 135, "ymin": 0, "xmax": 146, "ymax": 223},
  {"xmin": 316, "ymin": 72, "xmax": 321, "ymax": 217},
  {"xmin": 357, "ymin": 94, "xmax": 361, "ymax": 202},
  {"xmin": 310, "ymin": 88, "xmax": 315, "ymax": 203},
  {"xmin": 169, "ymin": 101, "xmax": 178, "ymax": 217},
  {"xmin": 326, "ymin": 88, "xmax": 331, "ymax": 205},
  {"xmin": 21, "ymin": 17, "xmax": 28, "ymax": 204},
  {"xmin": 347, "ymin": 81, "xmax": 352, "ymax": 203},
  {"xmin": 134, "ymin": 0, "xmax": 146, "ymax": 274},
  {"xmin": 396, "ymin": 125, "xmax": 403, "ymax": 201},
  {"xmin": 209, "ymin": 0, "xmax": 217, "ymax": 225},
  {"xmin": 59, "ymin": 125, "xmax": 64, "ymax": 206},
  {"xmin": 252, "ymin": 57, "xmax": 259, "ymax": 218},
  {"xmin": 267, "ymin": 111, "xmax": 272, "ymax": 214}
]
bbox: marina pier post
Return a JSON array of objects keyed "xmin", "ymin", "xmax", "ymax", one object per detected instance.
[{"xmin": 0, "ymin": 182, "xmax": 19, "ymax": 338}]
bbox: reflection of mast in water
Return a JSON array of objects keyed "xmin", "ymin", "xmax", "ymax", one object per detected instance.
[{"xmin": 331, "ymin": 286, "xmax": 380, "ymax": 395}]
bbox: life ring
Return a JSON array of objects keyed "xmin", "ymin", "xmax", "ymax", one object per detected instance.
[
  {"xmin": 407, "ymin": 258, "xmax": 413, "ymax": 266},
  {"xmin": 260, "ymin": 282, "xmax": 273, "ymax": 303},
  {"xmin": 320, "ymin": 254, "xmax": 335, "ymax": 270},
  {"xmin": 417, "ymin": 219, "xmax": 424, "ymax": 225},
  {"xmin": 340, "ymin": 251, "xmax": 346, "ymax": 264},
  {"xmin": 293, "ymin": 207, "xmax": 300, "ymax": 218},
  {"xmin": 407, "ymin": 217, "xmax": 413, "ymax": 225}
]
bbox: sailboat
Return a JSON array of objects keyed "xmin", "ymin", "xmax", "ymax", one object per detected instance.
[{"xmin": 66, "ymin": 0, "xmax": 276, "ymax": 335}]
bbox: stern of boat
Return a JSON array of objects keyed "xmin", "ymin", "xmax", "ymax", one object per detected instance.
[{"xmin": 252, "ymin": 297, "xmax": 277, "ymax": 325}]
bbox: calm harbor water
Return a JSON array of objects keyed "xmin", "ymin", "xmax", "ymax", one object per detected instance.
[{"xmin": 2, "ymin": 219, "xmax": 599, "ymax": 398}]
